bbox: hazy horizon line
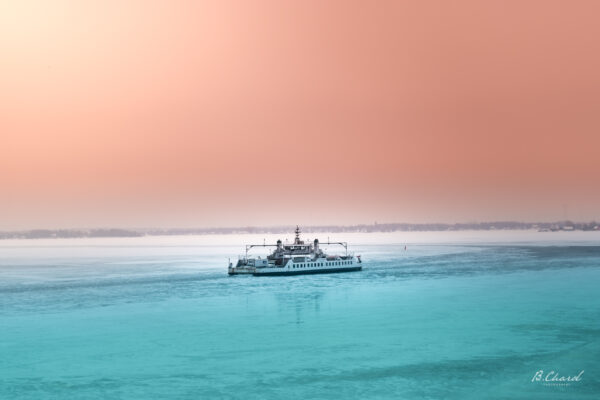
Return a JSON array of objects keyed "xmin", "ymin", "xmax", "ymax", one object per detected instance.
[{"xmin": 2, "ymin": 220, "xmax": 599, "ymax": 239}]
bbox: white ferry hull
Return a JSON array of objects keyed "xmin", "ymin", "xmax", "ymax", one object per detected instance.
[
  {"xmin": 253, "ymin": 265, "xmax": 361, "ymax": 276},
  {"xmin": 228, "ymin": 266, "xmax": 255, "ymax": 275}
]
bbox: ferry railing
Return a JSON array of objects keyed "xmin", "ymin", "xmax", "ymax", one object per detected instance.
[{"xmin": 243, "ymin": 240, "xmax": 350, "ymax": 258}]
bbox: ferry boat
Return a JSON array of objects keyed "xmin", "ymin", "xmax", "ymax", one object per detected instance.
[{"xmin": 228, "ymin": 226, "xmax": 362, "ymax": 276}]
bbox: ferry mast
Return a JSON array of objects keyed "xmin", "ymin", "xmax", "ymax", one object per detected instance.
[{"xmin": 294, "ymin": 225, "xmax": 303, "ymax": 244}]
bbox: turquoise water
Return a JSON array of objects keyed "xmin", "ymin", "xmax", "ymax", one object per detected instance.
[{"xmin": 1, "ymin": 232, "xmax": 599, "ymax": 399}]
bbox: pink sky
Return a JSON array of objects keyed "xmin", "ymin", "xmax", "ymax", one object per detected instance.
[{"xmin": 1, "ymin": 0, "xmax": 600, "ymax": 229}]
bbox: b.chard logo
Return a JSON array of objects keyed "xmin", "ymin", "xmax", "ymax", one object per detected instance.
[{"xmin": 532, "ymin": 370, "xmax": 584, "ymax": 387}]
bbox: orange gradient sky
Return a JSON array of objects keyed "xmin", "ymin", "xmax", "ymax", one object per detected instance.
[{"xmin": 2, "ymin": 0, "xmax": 600, "ymax": 229}]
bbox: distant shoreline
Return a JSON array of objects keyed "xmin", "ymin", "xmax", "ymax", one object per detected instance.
[{"xmin": 1, "ymin": 221, "xmax": 598, "ymax": 239}]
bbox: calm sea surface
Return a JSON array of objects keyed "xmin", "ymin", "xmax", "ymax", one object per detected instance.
[{"xmin": 1, "ymin": 231, "xmax": 599, "ymax": 399}]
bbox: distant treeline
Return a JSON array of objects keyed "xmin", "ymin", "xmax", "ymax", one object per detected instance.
[
  {"xmin": 0, "ymin": 229, "xmax": 144, "ymax": 239},
  {"xmin": 1, "ymin": 221, "xmax": 599, "ymax": 239}
]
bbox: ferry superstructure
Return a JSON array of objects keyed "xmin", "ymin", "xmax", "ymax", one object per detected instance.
[{"xmin": 228, "ymin": 226, "xmax": 362, "ymax": 276}]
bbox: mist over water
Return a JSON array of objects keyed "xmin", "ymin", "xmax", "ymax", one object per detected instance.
[{"xmin": 1, "ymin": 231, "xmax": 599, "ymax": 399}]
